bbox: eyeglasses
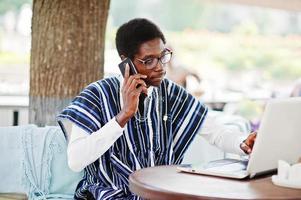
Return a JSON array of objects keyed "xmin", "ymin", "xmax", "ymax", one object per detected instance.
[{"xmin": 135, "ymin": 48, "xmax": 173, "ymax": 69}]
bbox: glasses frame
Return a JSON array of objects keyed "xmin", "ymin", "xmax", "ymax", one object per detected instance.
[{"xmin": 135, "ymin": 48, "xmax": 173, "ymax": 69}]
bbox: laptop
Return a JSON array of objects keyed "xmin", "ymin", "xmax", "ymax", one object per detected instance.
[{"xmin": 178, "ymin": 97, "xmax": 301, "ymax": 179}]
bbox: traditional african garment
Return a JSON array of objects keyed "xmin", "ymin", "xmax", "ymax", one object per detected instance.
[{"xmin": 58, "ymin": 77, "xmax": 208, "ymax": 199}]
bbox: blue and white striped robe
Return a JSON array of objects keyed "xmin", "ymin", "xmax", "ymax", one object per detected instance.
[{"xmin": 58, "ymin": 77, "xmax": 208, "ymax": 200}]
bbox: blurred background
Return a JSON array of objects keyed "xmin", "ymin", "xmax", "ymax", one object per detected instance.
[{"xmin": 0, "ymin": 0, "xmax": 300, "ymax": 127}]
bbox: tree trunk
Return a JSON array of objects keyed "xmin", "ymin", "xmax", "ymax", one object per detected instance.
[{"xmin": 29, "ymin": 0, "xmax": 110, "ymax": 126}]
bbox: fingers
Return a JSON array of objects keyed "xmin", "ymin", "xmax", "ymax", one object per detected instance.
[
  {"xmin": 129, "ymin": 80, "xmax": 147, "ymax": 96},
  {"xmin": 141, "ymin": 86, "xmax": 148, "ymax": 95},
  {"xmin": 250, "ymin": 132, "xmax": 257, "ymax": 138},
  {"xmin": 137, "ymin": 84, "xmax": 148, "ymax": 96},
  {"xmin": 128, "ymin": 78, "xmax": 147, "ymax": 91},
  {"xmin": 124, "ymin": 63, "xmax": 130, "ymax": 82},
  {"xmin": 124, "ymin": 73, "xmax": 147, "ymax": 90},
  {"xmin": 241, "ymin": 142, "xmax": 252, "ymax": 154},
  {"xmin": 241, "ymin": 132, "xmax": 257, "ymax": 154},
  {"xmin": 122, "ymin": 72, "xmax": 148, "ymax": 101},
  {"xmin": 129, "ymin": 74, "xmax": 147, "ymax": 83},
  {"xmin": 246, "ymin": 132, "xmax": 257, "ymax": 148},
  {"xmin": 252, "ymin": 132, "xmax": 257, "ymax": 139}
]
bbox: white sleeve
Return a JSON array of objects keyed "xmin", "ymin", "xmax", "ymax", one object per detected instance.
[
  {"xmin": 199, "ymin": 112, "xmax": 248, "ymax": 156},
  {"xmin": 66, "ymin": 117, "xmax": 124, "ymax": 172}
]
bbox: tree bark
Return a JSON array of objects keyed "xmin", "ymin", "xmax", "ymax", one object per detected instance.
[{"xmin": 29, "ymin": 0, "xmax": 110, "ymax": 126}]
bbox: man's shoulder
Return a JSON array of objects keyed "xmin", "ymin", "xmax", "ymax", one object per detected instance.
[
  {"xmin": 162, "ymin": 78, "xmax": 175, "ymax": 87},
  {"xmin": 162, "ymin": 78, "xmax": 186, "ymax": 92},
  {"xmin": 91, "ymin": 76, "xmax": 120, "ymax": 87}
]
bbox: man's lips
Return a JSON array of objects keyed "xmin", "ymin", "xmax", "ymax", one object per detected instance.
[
  {"xmin": 152, "ymin": 77, "xmax": 164, "ymax": 82},
  {"xmin": 150, "ymin": 71, "xmax": 166, "ymax": 80},
  {"xmin": 145, "ymin": 71, "xmax": 166, "ymax": 86}
]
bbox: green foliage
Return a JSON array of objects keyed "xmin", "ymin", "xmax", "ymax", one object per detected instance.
[
  {"xmin": 0, "ymin": 52, "xmax": 29, "ymax": 65},
  {"xmin": 110, "ymin": 0, "xmax": 208, "ymax": 31},
  {"xmin": 109, "ymin": 0, "xmax": 139, "ymax": 27},
  {"xmin": 166, "ymin": 30, "xmax": 301, "ymax": 81},
  {"xmin": 0, "ymin": 0, "xmax": 31, "ymax": 14},
  {"xmin": 236, "ymin": 99, "xmax": 264, "ymax": 121},
  {"xmin": 159, "ymin": 0, "xmax": 205, "ymax": 31}
]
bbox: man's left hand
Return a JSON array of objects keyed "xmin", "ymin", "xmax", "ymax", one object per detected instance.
[{"xmin": 240, "ymin": 132, "xmax": 257, "ymax": 154}]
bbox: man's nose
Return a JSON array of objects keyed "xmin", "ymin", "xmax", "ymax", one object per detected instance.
[{"xmin": 154, "ymin": 60, "xmax": 165, "ymax": 72}]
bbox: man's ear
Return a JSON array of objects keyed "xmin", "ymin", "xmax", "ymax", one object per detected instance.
[{"xmin": 120, "ymin": 55, "xmax": 126, "ymax": 61}]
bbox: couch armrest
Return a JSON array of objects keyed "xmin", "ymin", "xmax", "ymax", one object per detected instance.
[{"xmin": 0, "ymin": 193, "xmax": 27, "ymax": 200}]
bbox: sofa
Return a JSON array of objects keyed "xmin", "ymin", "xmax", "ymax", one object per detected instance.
[{"xmin": 0, "ymin": 125, "xmax": 83, "ymax": 200}]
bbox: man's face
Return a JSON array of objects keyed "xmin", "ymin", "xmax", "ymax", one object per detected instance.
[{"xmin": 133, "ymin": 38, "xmax": 167, "ymax": 87}]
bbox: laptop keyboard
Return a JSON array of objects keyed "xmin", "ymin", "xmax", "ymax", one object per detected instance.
[{"xmin": 200, "ymin": 159, "xmax": 248, "ymax": 172}]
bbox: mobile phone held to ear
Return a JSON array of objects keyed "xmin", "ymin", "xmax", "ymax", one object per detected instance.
[
  {"xmin": 118, "ymin": 57, "xmax": 147, "ymax": 108},
  {"xmin": 118, "ymin": 58, "xmax": 138, "ymax": 77}
]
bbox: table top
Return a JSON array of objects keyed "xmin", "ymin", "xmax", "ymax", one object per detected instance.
[{"xmin": 129, "ymin": 165, "xmax": 301, "ymax": 200}]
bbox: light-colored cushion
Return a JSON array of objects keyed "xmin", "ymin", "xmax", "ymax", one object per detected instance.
[
  {"xmin": 48, "ymin": 126, "xmax": 83, "ymax": 195},
  {"xmin": 0, "ymin": 125, "xmax": 30, "ymax": 193},
  {"xmin": 0, "ymin": 125, "xmax": 83, "ymax": 199}
]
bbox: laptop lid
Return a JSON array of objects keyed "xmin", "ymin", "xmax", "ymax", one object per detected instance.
[{"xmin": 247, "ymin": 97, "xmax": 301, "ymax": 178}]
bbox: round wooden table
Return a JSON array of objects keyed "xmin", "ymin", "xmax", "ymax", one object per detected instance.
[{"xmin": 129, "ymin": 165, "xmax": 301, "ymax": 200}]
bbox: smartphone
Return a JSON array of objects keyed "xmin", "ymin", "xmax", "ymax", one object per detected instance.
[
  {"xmin": 118, "ymin": 58, "xmax": 138, "ymax": 77},
  {"xmin": 118, "ymin": 57, "xmax": 147, "ymax": 106}
]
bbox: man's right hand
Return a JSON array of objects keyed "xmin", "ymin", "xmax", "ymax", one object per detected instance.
[
  {"xmin": 240, "ymin": 132, "xmax": 257, "ymax": 154},
  {"xmin": 116, "ymin": 64, "xmax": 147, "ymax": 127}
]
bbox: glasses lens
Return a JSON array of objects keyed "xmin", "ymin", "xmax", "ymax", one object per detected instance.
[
  {"xmin": 142, "ymin": 50, "xmax": 172, "ymax": 69},
  {"xmin": 160, "ymin": 52, "xmax": 172, "ymax": 64},
  {"xmin": 145, "ymin": 58, "xmax": 159, "ymax": 69}
]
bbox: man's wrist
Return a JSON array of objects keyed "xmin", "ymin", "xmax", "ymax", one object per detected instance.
[
  {"xmin": 240, "ymin": 140, "xmax": 252, "ymax": 154},
  {"xmin": 115, "ymin": 110, "xmax": 131, "ymax": 127}
]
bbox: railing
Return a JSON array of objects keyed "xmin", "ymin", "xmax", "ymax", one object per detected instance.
[{"xmin": 0, "ymin": 95, "xmax": 29, "ymax": 126}]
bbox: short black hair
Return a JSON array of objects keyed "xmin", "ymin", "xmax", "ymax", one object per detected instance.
[{"xmin": 115, "ymin": 18, "xmax": 166, "ymax": 59}]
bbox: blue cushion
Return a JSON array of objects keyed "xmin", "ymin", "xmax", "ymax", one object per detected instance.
[
  {"xmin": 0, "ymin": 125, "xmax": 83, "ymax": 199},
  {"xmin": 0, "ymin": 125, "xmax": 30, "ymax": 193},
  {"xmin": 48, "ymin": 126, "xmax": 83, "ymax": 195}
]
